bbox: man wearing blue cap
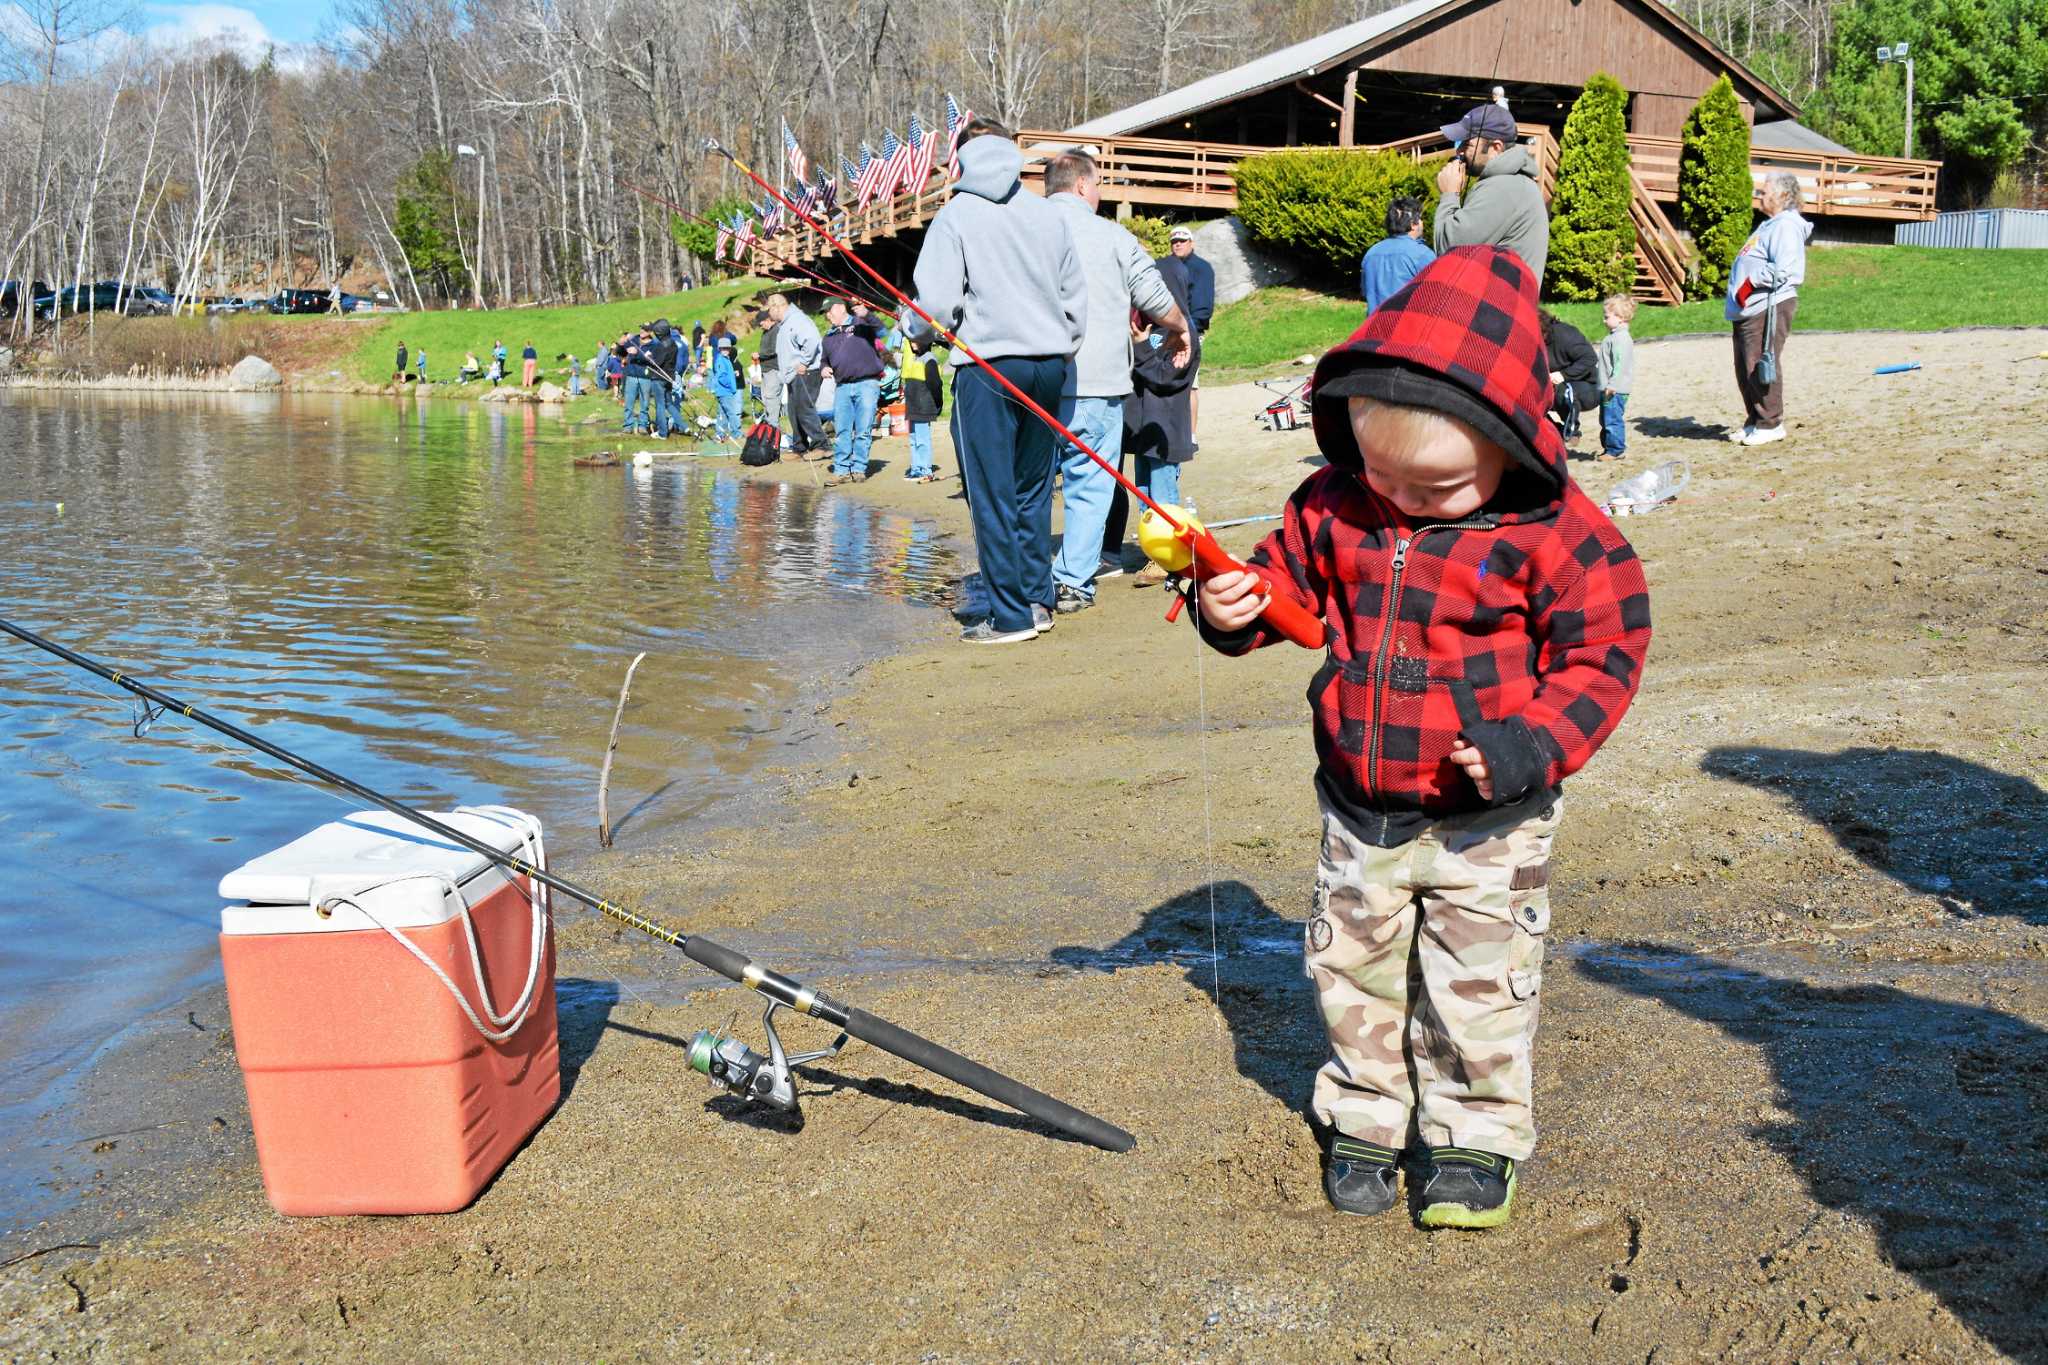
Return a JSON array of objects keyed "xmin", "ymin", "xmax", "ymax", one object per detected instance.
[{"xmin": 1432, "ymin": 103, "xmax": 1549, "ymax": 285}]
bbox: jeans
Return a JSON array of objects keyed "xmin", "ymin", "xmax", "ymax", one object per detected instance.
[
  {"xmin": 953, "ymin": 357, "xmax": 1067, "ymax": 634},
  {"xmin": 906, "ymin": 420, "xmax": 934, "ymax": 477},
  {"xmin": 831, "ymin": 378, "xmax": 880, "ymax": 475},
  {"xmin": 663, "ymin": 383, "xmax": 685, "ymax": 437},
  {"xmin": 568, "ymin": 372, "xmax": 582, "ymax": 397},
  {"xmin": 1052, "ymin": 395, "xmax": 1123, "ymax": 596},
  {"xmin": 623, "ymin": 376, "xmax": 653, "ymax": 432},
  {"xmin": 1135, "ymin": 453, "xmax": 1180, "ymax": 508},
  {"xmin": 715, "ymin": 390, "xmax": 742, "ymax": 441},
  {"xmin": 1600, "ymin": 392, "xmax": 1629, "ymax": 454}
]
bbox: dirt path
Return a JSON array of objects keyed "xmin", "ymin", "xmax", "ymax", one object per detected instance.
[{"xmin": 5, "ymin": 330, "xmax": 2047, "ymax": 1361}]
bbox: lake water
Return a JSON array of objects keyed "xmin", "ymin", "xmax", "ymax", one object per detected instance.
[{"xmin": 0, "ymin": 388, "xmax": 953, "ymax": 1217}]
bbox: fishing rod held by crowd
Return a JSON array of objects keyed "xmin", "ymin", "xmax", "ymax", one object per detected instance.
[
  {"xmin": 0, "ymin": 616, "xmax": 1138, "ymax": 1155},
  {"xmin": 701, "ymin": 136, "xmax": 1327, "ymax": 651}
]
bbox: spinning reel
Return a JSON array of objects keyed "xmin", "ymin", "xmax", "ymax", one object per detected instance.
[{"xmin": 687, "ymin": 1000, "xmax": 847, "ymax": 1113}]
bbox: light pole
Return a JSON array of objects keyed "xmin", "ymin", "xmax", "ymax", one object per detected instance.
[
  {"xmin": 456, "ymin": 143, "xmax": 486, "ymax": 310},
  {"xmin": 1877, "ymin": 44, "xmax": 1914, "ymax": 158}
]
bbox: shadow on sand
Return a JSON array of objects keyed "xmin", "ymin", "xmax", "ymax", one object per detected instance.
[
  {"xmin": 1704, "ymin": 745, "xmax": 2048, "ymax": 924},
  {"xmin": 1579, "ymin": 945, "xmax": 2048, "ymax": 1361},
  {"xmin": 1051, "ymin": 880, "xmax": 1323, "ymax": 1117}
]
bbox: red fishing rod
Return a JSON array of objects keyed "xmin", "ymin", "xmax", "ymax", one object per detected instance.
[
  {"xmin": 632, "ymin": 185, "xmax": 898, "ymax": 321},
  {"xmin": 703, "ymin": 138, "xmax": 1326, "ymax": 650}
]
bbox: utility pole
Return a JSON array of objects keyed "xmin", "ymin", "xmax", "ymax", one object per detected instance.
[{"xmin": 1877, "ymin": 43, "xmax": 1914, "ymax": 158}]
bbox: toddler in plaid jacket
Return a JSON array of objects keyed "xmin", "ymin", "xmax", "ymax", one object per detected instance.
[{"xmin": 1197, "ymin": 246, "xmax": 1651, "ymax": 1228}]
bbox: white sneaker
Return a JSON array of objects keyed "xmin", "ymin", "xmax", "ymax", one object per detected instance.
[
  {"xmin": 1727, "ymin": 425, "xmax": 1754, "ymax": 444},
  {"xmin": 1740, "ymin": 425, "xmax": 1786, "ymax": 446}
]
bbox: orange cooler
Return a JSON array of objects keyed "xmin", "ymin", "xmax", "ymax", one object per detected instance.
[{"xmin": 218, "ymin": 806, "xmax": 561, "ymax": 1216}]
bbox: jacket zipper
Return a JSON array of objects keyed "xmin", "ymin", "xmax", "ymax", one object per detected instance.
[
  {"xmin": 1362, "ymin": 516, "xmax": 1497, "ymax": 797},
  {"xmin": 1365, "ymin": 536, "xmax": 1410, "ymax": 795}
]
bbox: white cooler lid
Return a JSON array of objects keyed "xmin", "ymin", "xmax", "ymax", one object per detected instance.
[{"xmin": 220, "ymin": 808, "xmax": 538, "ymax": 936}]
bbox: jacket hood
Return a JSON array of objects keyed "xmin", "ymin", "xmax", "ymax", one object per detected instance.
[
  {"xmin": 1480, "ymin": 144, "xmax": 1538, "ymax": 182},
  {"xmin": 1309, "ymin": 245, "xmax": 1568, "ymax": 512},
  {"xmin": 954, "ymin": 135, "xmax": 1023, "ymax": 202}
]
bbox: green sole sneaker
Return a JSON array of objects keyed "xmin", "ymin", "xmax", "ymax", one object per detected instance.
[{"xmin": 1418, "ymin": 1149, "xmax": 1517, "ymax": 1229}]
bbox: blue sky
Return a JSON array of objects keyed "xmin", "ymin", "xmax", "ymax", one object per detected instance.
[{"xmin": 137, "ymin": 0, "xmax": 340, "ymax": 52}]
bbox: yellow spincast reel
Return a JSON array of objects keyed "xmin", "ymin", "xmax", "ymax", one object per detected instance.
[{"xmin": 1136, "ymin": 503, "xmax": 1202, "ymax": 573}]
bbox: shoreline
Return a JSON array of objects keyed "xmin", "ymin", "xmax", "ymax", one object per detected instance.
[{"xmin": 3, "ymin": 337, "xmax": 2046, "ymax": 1360}]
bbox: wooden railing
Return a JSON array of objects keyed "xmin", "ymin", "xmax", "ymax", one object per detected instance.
[
  {"xmin": 1013, "ymin": 130, "xmax": 1265, "ymax": 209},
  {"xmin": 1628, "ymin": 169, "xmax": 1694, "ymax": 305},
  {"xmin": 1626, "ymin": 134, "xmax": 1938, "ymax": 220}
]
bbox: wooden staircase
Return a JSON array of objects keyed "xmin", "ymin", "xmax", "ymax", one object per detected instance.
[{"xmin": 1628, "ymin": 169, "xmax": 1693, "ymax": 305}]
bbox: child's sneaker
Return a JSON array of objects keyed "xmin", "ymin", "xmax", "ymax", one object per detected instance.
[
  {"xmin": 1417, "ymin": 1147, "xmax": 1517, "ymax": 1229},
  {"xmin": 1322, "ymin": 1135, "xmax": 1401, "ymax": 1216}
]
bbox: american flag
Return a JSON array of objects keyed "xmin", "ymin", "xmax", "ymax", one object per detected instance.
[
  {"xmin": 734, "ymin": 214, "xmax": 755, "ymax": 260},
  {"xmin": 854, "ymin": 139, "xmax": 887, "ymax": 210},
  {"xmin": 878, "ymin": 128, "xmax": 913, "ymax": 203},
  {"xmin": 906, "ymin": 115, "xmax": 941, "ymax": 195},
  {"xmin": 944, "ymin": 93, "xmax": 974, "ymax": 176},
  {"xmin": 713, "ymin": 219, "xmax": 731, "ymax": 262},
  {"xmin": 790, "ymin": 177, "xmax": 817, "ymax": 221},
  {"xmin": 899, "ymin": 113, "xmax": 929, "ymax": 195},
  {"xmin": 761, "ymin": 195, "xmax": 782, "ymax": 236},
  {"xmin": 839, "ymin": 154, "xmax": 859, "ymax": 190},
  {"xmin": 782, "ymin": 120, "xmax": 807, "ymax": 182},
  {"xmin": 817, "ymin": 168, "xmax": 837, "ymax": 212}
]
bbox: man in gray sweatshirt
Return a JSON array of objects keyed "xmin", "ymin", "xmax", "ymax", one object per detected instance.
[
  {"xmin": 768, "ymin": 293, "xmax": 826, "ymax": 455},
  {"xmin": 1433, "ymin": 104, "xmax": 1549, "ymax": 286},
  {"xmin": 1044, "ymin": 151, "xmax": 1189, "ymax": 612},
  {"xmin": 910, "ymin": 121, "xmax": 1087, "ymax": 644}
]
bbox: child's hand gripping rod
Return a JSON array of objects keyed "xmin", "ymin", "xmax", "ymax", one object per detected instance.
[{"xmin": 702, "ymin": 137, "xmax": 1327, "ymax": 651}]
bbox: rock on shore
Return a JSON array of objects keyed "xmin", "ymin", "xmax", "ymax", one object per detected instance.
[{"xmin": 225, "ymin": 355, "xmax": 282, "ymax": 390}]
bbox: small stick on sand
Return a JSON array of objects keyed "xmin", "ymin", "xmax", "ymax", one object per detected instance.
[{"xmin": 598, "ymin": 651, "xmax": 648, "ymax": 849}]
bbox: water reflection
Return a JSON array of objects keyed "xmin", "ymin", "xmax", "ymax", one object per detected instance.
[{"xmin": 0, "ymin": 387, "xmax": 952, "ymax": 1208}]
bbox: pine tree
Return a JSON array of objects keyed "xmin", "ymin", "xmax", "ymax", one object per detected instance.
[
  {"xmin": 1545, "ymin": 73, "xmax": 1637, "ymax": 301},
  {"xmin": 1680, "ymin": 76, "xmax": 1754, "ymax": 301}
]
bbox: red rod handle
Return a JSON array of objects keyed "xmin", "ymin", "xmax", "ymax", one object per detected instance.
[{"xmin": 1187, "ymin": 531, "xmax": 1327, "ymax": 650}]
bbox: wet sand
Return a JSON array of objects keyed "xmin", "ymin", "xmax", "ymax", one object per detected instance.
[{"xmin": 5, "ymin": 329, "xmax": 2047, "ymax": 1361}]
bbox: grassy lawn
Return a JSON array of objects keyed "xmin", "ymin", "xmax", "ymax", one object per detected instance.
[
  {"xmin": 1201, "ymin": 246, "xmax": 2048, "ymax": 384},
  {"xmin": 331, "ymin": 277, "xmax": 775, "ymax": 385}
]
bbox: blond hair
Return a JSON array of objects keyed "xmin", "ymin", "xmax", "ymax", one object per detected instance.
[
  {"xmin": 1348, "ymin": 396, "xmax": 1497, "ymax": 466},
  {"xmin": 1602, "ymin": 295, "xmax": 1637, "ymax": 321}
]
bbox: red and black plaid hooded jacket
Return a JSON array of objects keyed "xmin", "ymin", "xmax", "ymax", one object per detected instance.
[{"xmin": 1203, "ymin": 246, "xmax": 1651, "ymax": 845}]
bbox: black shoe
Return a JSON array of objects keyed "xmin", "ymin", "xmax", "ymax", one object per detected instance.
[
  {"xmin": 1054, "ymin": 584, "xmax": 1094, "ymax": 614},
  {"xmin": 1418, "ymin": 1147, "xmax": 1517, "ymax": 1229},
  {"xmin": 1322, "ymin": 1135, "xmax": 1401, "ymax": 1217},
  {"xmin": 1094, "ymin": 556, "xmax": 1128, "ymax": 581}
]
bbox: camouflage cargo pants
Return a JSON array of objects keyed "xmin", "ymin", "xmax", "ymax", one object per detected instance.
[{"xmin": 1306, "ymin": 795, "xmax": 1562, "ymax": 1161}]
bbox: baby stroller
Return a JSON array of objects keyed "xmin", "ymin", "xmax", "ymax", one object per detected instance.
[{"xmin": 1254, "ymin": 376, "xmax": 1311, "ymax": 432}]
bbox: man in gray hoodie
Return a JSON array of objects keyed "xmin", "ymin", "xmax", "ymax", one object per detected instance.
[
  {"xmin": 1043, "ymin": 150, "xmax": 1188, "ymax": 612},
  {"xmin": 1433, "ymin": 104, "xmax": 1549, "ymax": 286},
  {"xmin": 910, "ymin": 120, "xmax": 1088, "ymax": 644},
  {"xmin": 768, "ymin": 292, "xmax": 826, "ymax": 456}
]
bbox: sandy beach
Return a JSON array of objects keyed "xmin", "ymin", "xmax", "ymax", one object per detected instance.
[{"xmin": 4, "ymin": 328, "xmax": 2047, "ymax": 1361}]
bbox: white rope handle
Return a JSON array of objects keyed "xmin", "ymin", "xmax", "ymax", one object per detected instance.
[{"xmin": 315, "ymin": 810, "xmax": 551, "ymax": 1044}]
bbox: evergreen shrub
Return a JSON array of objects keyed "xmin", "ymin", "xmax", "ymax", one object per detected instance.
[
  {"xmin": 1233, "ymin": 148, "xmax": 1443, "ymax": 278},
  {"xmin": 1546, "ymin": 73, "xmax": 1638, "ymax": 301},
  {"xmin": 1679, "ymin": 76, "xmax": 1756, "ymax": 300}
]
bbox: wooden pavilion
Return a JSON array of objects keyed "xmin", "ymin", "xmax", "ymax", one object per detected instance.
[{"xmin": 768, "ymin": 0, "xmax": 1939, "ymax": 305}]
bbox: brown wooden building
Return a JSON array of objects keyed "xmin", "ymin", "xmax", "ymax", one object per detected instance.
[{"xmin": 1070, "ymin": 0, "xmax": 1814, "ymax": 147}]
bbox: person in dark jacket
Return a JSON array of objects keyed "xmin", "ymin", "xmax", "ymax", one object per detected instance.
[
  {"xmin": 756, "ymin": 310, "xmax": 784, "ymax": 438},
  {"xmin": 820, "ymin": 300, "xmax": 885, "ymax": 483},
  {"xmin": 901, "ymin": 333, "xmax": 943, "ymax": 482},
  {"xmin": 1193, "ymin": 245, "xmax": 1650, "ymax": 1229},
  {"xmin": 393, "ymin": 341, "xmax": 408, "ymax": 384},
  {"xmin": 1121, "ymin": 260, "xmax": 1202, "ymax": 585},
  {"xmin": 647, "ymin": 320, "xmax": 681, "ymax": 438},
  {"xmin": 1539, "ymin": 311, "xmax": 1601, "ymax": 441},
  {"xmin": 1162, "ymin": 226, "xmax": 1215, "ymax": 437},
  {"xmin": 621, "ymin": 327, "xmax": 654, "ymax": 435}
]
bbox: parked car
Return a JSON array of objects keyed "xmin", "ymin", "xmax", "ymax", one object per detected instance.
[
  {"xmin": 267, "ymin": 288, "xmax": 334, "ymax": 315},
  {"xmin": 1, "ymin": 279, "xmax": 50, "ymax": 317},
  {"xmin": 126, "ymin": 286, "xmax": 177, "ymax": 316},
  {"xmin": 33, "ymin": 282, "xmax": 133, "ymax": 320}
]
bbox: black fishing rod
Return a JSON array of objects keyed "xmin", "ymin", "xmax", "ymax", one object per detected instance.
[{"xmin": 0, "ymin": 616, "xmax": 1136, "ymax": 1153}]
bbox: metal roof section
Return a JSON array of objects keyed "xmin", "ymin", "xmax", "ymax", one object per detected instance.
[
  {"xmin": 1068, "ymin": 0, "xmax": 1455, "ymax": 137},
  {"xmin": 1751, "ymin": 119, "xmax": 1855, "ymax": 156}
]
